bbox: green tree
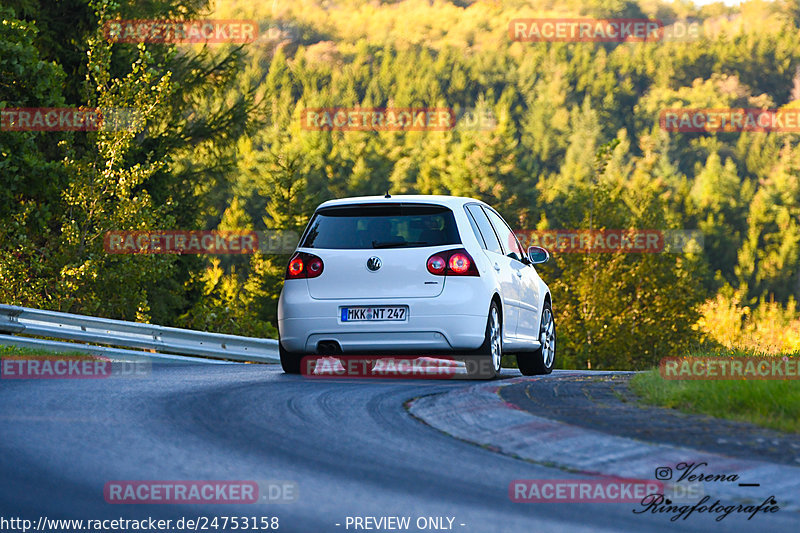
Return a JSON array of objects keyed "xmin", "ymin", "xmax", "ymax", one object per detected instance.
[
  {"xmin": 687, "ymin": 151, "xmax": 752, "ymax": 287},
  {"xmin": 543, "ymin": 140, "xmax": 707, "ymax": 369},
  {"xmin": 736, "ymin": 143, "xmax": 800, "ymax": 304},
  {"xmin": 0, "ymin": 7, "xmax": 68, "ymax": 307}
]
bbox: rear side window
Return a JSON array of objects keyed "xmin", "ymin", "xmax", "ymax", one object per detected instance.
[
  {"xmin": 484, "ymin": 207, "xmax": 524, "ymax": 260},
  {"xmin": 465, "ymin": 209, "xmax": 487, "ymax": 249},
  {"xmin": 465, "ymin": 204, "xmax": 502, "ymax": 254},
  {"xmin": 301, "ymin": 204, "xmax": 461, "ymax": 249}
]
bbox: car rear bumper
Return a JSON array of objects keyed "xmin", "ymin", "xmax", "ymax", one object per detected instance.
[{"xmin": 278, "ymin": 279, "xmax": 489, "ymax": 354}]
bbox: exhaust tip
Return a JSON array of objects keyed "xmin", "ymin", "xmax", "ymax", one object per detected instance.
[{"xmin": 316, "ymin": 340, "xmax": 342, "ymax": 355}]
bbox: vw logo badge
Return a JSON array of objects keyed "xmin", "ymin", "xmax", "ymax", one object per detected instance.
[{"xmin": 366, "ymin": 256, "xmax": 382, "ymax": 272}]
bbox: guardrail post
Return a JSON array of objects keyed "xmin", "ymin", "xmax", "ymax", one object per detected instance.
[{"xmin": 0, "ymin": 305, "xmax": 25, "ymax": 334}]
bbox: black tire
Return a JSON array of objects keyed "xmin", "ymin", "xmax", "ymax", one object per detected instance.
[
  {"xmin": 517, "ymin": 302, "xmax": 555, "ymax": 376},
  {"xmin": 465, "ymin": 301, "xmax": 502, "ymax": 380},
  {"xmin": 279, "ymin": 341, "xmax": 303, "ymax": 374}
]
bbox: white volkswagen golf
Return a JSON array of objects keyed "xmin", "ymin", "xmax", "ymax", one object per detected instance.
[{"xmin": 277, "ymin": 195, "xmax": 555, "ymax": 379}]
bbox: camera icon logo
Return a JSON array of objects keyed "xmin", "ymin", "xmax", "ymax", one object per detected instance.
[{"xmin": 655, "ymin": 467, "xmax": 673, "ymax": 480}]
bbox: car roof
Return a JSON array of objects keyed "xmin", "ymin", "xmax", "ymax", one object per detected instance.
[{"xmin": 315, "ymin": 195, "xmax": 487, "ymax": 210}]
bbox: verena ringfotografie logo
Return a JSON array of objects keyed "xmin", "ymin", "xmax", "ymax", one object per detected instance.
[
  {"xmin": 104, "ymin": 20, "xmax": 258, "ymax": 44},
  {"xmin": 660, "ymin": 108, "xmax": 800, "ymax": 133},
  {"xmin": 0, "ymin": 108, "xmax": 143, "ymax": 132},
  {"xmin": 509, "ymin": 19, "xmax": 701, "ymax": 43},
  {"xmin": 104, "ymin": 230, "xmax": 298, "ymax": 255},
  {"xmin": 1, "ymin": 356, "xmax": 150, "ymax": 379},
  {"xmin": 636, "ymin": 462, "xmax": 778, "ymax": 522},
  {"xmin": 301, "ymin": 108, "xmax": 455, "ymax": 131},
  {"xmin": 513, "ymin": 230, "xmax": 703, "ymax": 254},
  {"xmin": 104, "ymin": 480, "xmax": 297, "ymax": 504},
  {"xmin": 660, "ymin": 356, "xmax": 799, "ymax": 380}
]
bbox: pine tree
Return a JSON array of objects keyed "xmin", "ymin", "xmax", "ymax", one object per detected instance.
[{"xmin": 736, "ymin": 143, "xmax": 800, "ymax": 304}]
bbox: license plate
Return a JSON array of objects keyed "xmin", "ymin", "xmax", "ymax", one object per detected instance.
[{"xmin": 341, "ymin": 306, "xmax": 407, "ymax": 322}]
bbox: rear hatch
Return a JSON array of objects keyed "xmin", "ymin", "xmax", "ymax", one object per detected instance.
[{"xmin": 300, "ymin": 203, "xmax": 461, "ymax": 300}]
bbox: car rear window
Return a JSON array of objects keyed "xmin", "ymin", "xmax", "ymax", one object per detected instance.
[{"xmin": 300, "ymin": 203, "xmax": 461, "ymax": 249}]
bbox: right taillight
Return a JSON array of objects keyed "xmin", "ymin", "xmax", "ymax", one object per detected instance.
[
  {"xmin": 285, "ymin": 252, "xmax": 324, "ymax": 279},
  {"xmin": 426, "ymin": 248, "xmax": 479, "ymax": 276}
]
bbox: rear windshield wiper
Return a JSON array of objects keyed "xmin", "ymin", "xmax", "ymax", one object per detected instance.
[{"xmin": 371, "ymin": 240, "xmax": 428, "ymax": 249}]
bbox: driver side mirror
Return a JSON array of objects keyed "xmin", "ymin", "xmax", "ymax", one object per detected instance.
[{"xmin": 527, "ymin": 245, "xmax": 550, "ymax": 264}]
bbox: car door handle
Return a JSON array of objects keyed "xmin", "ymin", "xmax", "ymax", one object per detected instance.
[
  {"xmin": 515, "ymin": 271, "xmax": 523, "ymax": 278},
  {"xmin": 493, "ymin": 263, "xmax": 501, "ymax": 271}
]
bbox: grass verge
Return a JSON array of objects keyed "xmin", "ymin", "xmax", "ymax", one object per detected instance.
[
  {"xmin": 0, "ymin": 344, "xmax": 92, "ymax": 357},
  {"xmin": 629, "ymin": 350, "xmax": 800, "ymax": 434}
]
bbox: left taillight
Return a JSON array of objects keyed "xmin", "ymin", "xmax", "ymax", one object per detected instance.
[
  {"xmin": 285, "ymin": 252, "xmax": 324, "ymax": 280},
  {"xmin": 426, "ymin": 248, "xmax": 479, "ymax": 277}
]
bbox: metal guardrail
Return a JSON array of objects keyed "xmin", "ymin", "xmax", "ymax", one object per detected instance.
[{"xmin": 0, "ymin": 304, "xmax": 278, "ymax": 363}]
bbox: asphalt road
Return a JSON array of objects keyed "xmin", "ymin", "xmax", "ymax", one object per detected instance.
[{"xmin": 1, "ymin": 364, "xmax": 797, "ymax": 532}]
